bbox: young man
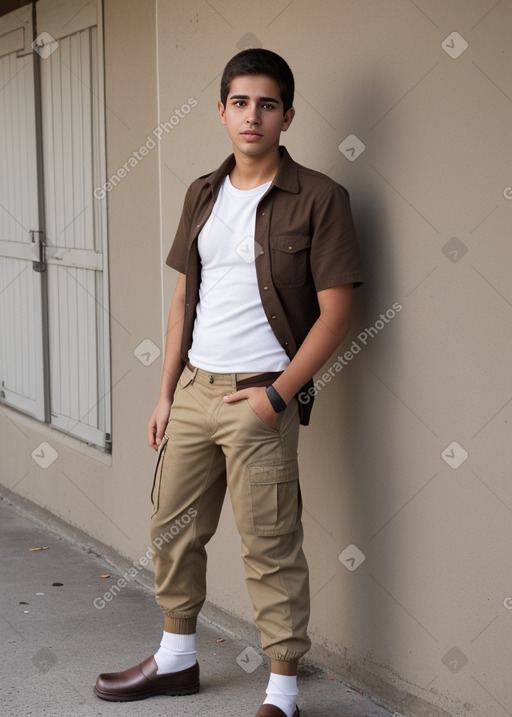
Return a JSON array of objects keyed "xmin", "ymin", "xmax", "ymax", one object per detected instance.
[{"xmin": 95, "ymin": 49, "xmax": 363, "ymax": 717}]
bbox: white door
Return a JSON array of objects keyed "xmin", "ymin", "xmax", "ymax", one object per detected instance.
[
  {"xmin": 0, "ymin": 0, "xmax": 110, "ymax": 448},
  {"xmin": 0, "ymin": 4, "xmax": 46, "ymax": 420},
  {"xmin": 37, "ymin": 0, "xmax": 110, "ymax": 446}
]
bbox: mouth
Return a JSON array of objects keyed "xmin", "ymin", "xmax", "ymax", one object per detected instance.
[{"xmin": 241, "ymin": 131, "xmax": 262, "ymax": 139}]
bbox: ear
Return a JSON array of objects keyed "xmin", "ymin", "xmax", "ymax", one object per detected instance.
[
  {"xmin": 281, "ymin": 106, "xmax": 295, "ymax": 132},
  {"xmin": 218, "ymin": 100, "xmax": 227, "ymax": 126}
]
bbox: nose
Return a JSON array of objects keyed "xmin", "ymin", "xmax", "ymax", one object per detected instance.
[{"xmin": 246, "ymin": 102, "xmax": 261, "ymax": 125}]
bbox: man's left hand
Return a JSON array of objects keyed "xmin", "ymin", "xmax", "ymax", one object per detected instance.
[{"xmin": 223, "ymin": 387, "xmax": 280, "ymax": 429}]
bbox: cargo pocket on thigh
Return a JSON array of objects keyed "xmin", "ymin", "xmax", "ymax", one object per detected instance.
[
  {"xmin": 247, "ymin": 458, "xmax": 300, "ymax": 536},
  {"xmin": 151, "ymin": 434, "xmax": 169, "ymax": 516}
]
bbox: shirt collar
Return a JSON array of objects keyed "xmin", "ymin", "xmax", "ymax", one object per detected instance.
[{"xmin": 205, "ymin": 146, "xmax": 300, "ymax": 196}]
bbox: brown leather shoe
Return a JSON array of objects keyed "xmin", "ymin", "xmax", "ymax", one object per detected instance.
[
  {"xmin": 254, "ymin": 706, "xmax": 300, "ymax": 717},
  {"xmin": 94, "ymin": 656, "xmax": 199, "ymax": 701}
]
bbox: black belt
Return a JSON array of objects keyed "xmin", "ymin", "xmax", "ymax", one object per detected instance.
[
  {"xmin": 186, "ymin": 362, "xmax": 281, "ymax": 389},
  {"xmin": 235, "ymin": 371, "xmax": 282, "ymax": 389}
]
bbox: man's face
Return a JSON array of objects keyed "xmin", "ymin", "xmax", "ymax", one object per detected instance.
[{"xmin": 218, "ymin": 74, "xmax": 294, "ymax": 158}]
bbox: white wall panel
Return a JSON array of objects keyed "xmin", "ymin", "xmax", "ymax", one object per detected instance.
[
  {"xmin": 39, "ymin": 3, "xmax": 109, "ymax": 446},
  {"xmin": 0, "ymin": 0, "xmax": 110, "ymax": 445},
  {"xmin": 0, "ymin": 6, "xmax": 45, "ymax": 419},
  {"xmin": 43, "ymin": 30, "xmax": 95, "ymax": 252}
]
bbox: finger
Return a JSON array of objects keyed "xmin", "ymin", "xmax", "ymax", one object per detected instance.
[
  {"xmin": 148, "ymin": 420, "xmax": 161, "ymax": 451},
  {"xmin": 155, "ymin": 419, "xmax": 168, "ymax": 448},
  {"xmin": 223, "ymin": 389, "xmax": 250, "ymax": 403},
  {"xmin": 147, "ymin": 421, "xmax": 157, "ymax": 450}
]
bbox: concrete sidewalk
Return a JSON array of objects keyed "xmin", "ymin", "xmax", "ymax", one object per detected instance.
[{"xmin": 0, "ymin": 495, "xmax": 394, "ymax": 717}]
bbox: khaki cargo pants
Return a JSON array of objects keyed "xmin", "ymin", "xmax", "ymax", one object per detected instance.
[{"xmin": 150, "ymin": 363, "xmax": 311, "ymax": 661}]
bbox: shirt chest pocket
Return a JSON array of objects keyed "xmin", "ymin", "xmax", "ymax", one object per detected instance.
[{"xmin": 269, "ymin": 235, "xmax": 311, "ymax": 288}]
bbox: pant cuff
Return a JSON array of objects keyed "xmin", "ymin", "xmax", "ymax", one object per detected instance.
[
  {"xmin": 162, "ymin": 612, "xmax": 198, "ymax": 634},
  {"xmin": 264, "ymin": 645, "xmax": 311, "ymax": 661}
]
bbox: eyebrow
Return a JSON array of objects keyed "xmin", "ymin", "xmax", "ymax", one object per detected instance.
[{"xmin": 229, "ymin": 94, "xmax": 281, "ymax": 104}]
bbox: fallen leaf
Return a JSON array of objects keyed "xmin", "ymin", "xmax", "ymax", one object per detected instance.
[{"xmin": 99, "ymin": 574, "xmax": 111, "ymax": 579}]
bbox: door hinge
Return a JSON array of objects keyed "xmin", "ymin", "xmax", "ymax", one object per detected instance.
[{"xmin": 30, "ymin": 230, "xmax": 46, "ymax": 272}]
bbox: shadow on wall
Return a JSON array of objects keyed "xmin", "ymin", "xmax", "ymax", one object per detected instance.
[
  {"xmin": 300, "ymin": 63, "xmax": 406, "ymax": 686},
  {"xmin": 340, "ymin": 62, "xmax": 399, "ymax": 674},
  {"xmin": 320, "ymin": 63, "xmax": 453, "ymax": 717}
]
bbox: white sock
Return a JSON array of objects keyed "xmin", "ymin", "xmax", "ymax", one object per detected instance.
[
  {"xmin": 263, "ymin": 673, "xmax": 298, "ymax": 717},
  {"xmin": 153, "ymin": 631, "xmax": 197, "ymax": 675}
]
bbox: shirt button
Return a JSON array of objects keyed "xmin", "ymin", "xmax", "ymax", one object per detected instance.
[
  {"xmin": 259, "ymin": 250, "xmax": 264, "ymax": 255},
  {"xmin": 261, "ymin": 211, "xmax": 265, "ymax": 216},
  {"xmin": 263, "ymin": 285, "xmax": 269, "ymax": 290},
  {"xmin": 271, "ymin": 314, "xmax": 277, "ymax": 319},
  {"xmin": 288, "ymin": 245, "xmax": 293, "ymax": 250}
]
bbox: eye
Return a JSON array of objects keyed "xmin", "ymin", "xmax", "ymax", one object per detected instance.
[{"xmin": 262, "ymin": 103, "xmax": 276, "ymax": 110}]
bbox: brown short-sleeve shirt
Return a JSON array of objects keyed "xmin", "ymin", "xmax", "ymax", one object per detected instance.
[{"xmin": 166, "ymin": 146, "xmax": 363, "ymax": 424}]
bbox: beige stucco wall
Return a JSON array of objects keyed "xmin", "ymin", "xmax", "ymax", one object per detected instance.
[{"xmin": 1, "ymin": 1, "xmax": 511, "ymax": 715}]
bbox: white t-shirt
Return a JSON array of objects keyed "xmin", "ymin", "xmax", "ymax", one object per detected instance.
[{"xmin": 188, "ymin": 175, "xmax": 290, "ymax": 372}]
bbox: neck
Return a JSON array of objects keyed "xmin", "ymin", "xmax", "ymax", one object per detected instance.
[{"xmin": 229, "ymin": 146, "xmax": 281, "ymax": 190}]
